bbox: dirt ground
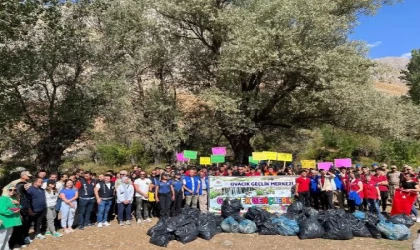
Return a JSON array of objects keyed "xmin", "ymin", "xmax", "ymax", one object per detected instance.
[{"xmin": 25, "ymin": 217, "xmax": 418, "ymax": 250}]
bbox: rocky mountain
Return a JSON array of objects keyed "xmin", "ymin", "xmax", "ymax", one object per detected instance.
[{"xmin": 372, "ymin": 57, "xmax": 410, "ymax": 95}]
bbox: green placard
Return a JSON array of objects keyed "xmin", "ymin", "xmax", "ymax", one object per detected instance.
[
  {"xmin": 249, "ymin": 156, "xmax": 259, "ymax": 164},
  {"xmin": 183, "ymin": 150, "xmax": 198, "ymax": 160},
  {"xmin": 211, "ymin": 154, "xmax": 225, "ymax": 163}
]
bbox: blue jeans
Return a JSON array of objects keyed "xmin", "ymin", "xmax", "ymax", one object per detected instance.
[
  {"xmin": 79, "ymin": 198, "xmax": 95, "ymax": 227},
  {"xmin": 367, "ymin": 199, "xmax": 380, "ymax": 214},
  {"xmin": 412, "ymin": 205, "xmax": 418, "ymax": 217},
  {"xmin": 97, "ymin": 199, "xmax": 112, "ymax": 223},
  {"xmin": 117, "ymin": 203, "xmax": 132, "ymax": 222}
]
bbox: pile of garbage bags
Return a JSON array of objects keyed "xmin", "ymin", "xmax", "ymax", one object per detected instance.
[{"xmin": 148, "ymin": 199, "xmax": 413, "ymax": 247}]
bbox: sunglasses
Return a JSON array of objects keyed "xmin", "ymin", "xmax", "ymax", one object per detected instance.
[{"xmin": 9, "ymin": 189, "xmax": 16, "ymax": 192}]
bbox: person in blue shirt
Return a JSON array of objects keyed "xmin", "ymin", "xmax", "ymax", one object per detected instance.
[
  {"xmin": 27, "ymin": 178, "xmax": 47, "ymax": 239},
  {"xmin": 183, "ymin": 167, "xmax": 201, "ymax": 208},
  {"xmin": 155, "ymin": 174, "xmax": 175, "ymax": 218},
  {"xmin": 198, "ymin": 170, "xmax": 209, "ymax": 213},
  {"xmin": 309, "ymin": 170, "xmax": 320, "ymax": 210},
  {"xmin": 333, "ymin": 168, "xmax": 345, "ymax": 209},
  {"xmin": 170, "ymin": 172, "xmax": 184, "ymax": 216}
]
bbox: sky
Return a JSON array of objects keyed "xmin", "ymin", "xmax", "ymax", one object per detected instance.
[{"xmin": 349, "ymin": 0, "xmax": 420, "ymax": 59}]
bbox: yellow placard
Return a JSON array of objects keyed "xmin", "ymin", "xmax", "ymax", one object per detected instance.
[
  {"xmin": 200, "ymin": 157, "xmax": 211, "ymax": 165},
  {"xmin": 301, "ymin": 160, "xmax": 316, "ymax": 169},
  {"xmin": 263, "ymin": 151, "xmax": 278, "ymax": 160},
  {"xmin": 277, "ymin": 153, "xmax": 293, "ymax": 162},
  {"xmin": 252, "ymin": 152, "xmax": 267, "ymax": 161}
]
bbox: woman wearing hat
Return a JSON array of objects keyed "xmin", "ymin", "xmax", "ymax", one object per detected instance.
[{"xmin": 0, "ymin": 184, "xmax": 22, "ymax": 250}]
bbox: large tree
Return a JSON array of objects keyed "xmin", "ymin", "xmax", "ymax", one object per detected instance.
[
  {"xmin": 151, "ymin": 0, "xmax": 404, "ymax": 162},
  {"xmin": 0, "ymin": 1, "xmax": 108, "ymax": 171},
  {"xmin": 402, "ymin": 49, "xmax": 420, "ymax": 104}
]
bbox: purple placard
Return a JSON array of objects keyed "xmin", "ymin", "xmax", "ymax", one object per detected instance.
[
  {"xmin": 212, "ymin": 147, "xmax": 226, "ymax": 155},
  {"xmin": 176, "ymin": 153, "xmax": 188, "ymax": 162},
  {"xmin": 317, "ymin": 162, "xmax": 333, "ymax": 171},
  {"xmin": 334, "ymin": 158, "xmax": 352, "ymax": 168}
]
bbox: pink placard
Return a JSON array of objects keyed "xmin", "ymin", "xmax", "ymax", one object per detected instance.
[
  {"xmin": 212, "ymin": 147, "xmax": 226, "ymax": 155},
  {"xmin": 317, "ymin": 162, "xmax": 333, "ymax": 171},
  {"xmin": 176, "ymin": 153, "xmax": 188, "ymax": 162},
  {"xmin": 334, "ymin": 158, "xmax": 352, "ymax": 168}
]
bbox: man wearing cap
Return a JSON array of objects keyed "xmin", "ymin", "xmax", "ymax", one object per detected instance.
[{"xmin": 387, "ymin": 165, "xmax": 400, "ymax": 201}]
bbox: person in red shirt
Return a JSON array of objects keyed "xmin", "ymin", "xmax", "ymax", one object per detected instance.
[
  {"xmin": 295, "ymin": 170, "xmax": 311, "ymax": 207},
  {"xmin": 371, "ymin": 168, "xmax": 389, "ymax": 212},
  {"xmin": 348, "ymin": 171, "xmax": 364, "ymax": 212},
  {"xmin": 246, "ymin": 167, "xmax": 261, "ymax": 176},
  {"xmin": 265, "ymin": 166, "xmax": 276, "ymax": 176},
  {"xmin": 363, "ymin": 175, "xmax": 381, "ymax": 215}
]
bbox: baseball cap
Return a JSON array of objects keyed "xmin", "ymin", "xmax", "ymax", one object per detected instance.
[
  {"xmin": 355, "ymin": 164, "xmax": 361, "ymax": 168},
  {"xmin": 391, "ymin": 165, "xmax": 397, "ymax": 169},
  {"xmin": 372, "ymin": 163, "xmax": 378, "ymax": 167},
  {"xmin": 21, "ymin": 171, "xmax": 32, "ymax": 177}
]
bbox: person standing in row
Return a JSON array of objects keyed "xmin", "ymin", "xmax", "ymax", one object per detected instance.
[
  {"xmin": 387, "ymin": 165, "xmax": 400, "ymax": 201},
  {"xmin": 134, "ymin": 171, "xmax": 152, "ymax": 224},
  {"xmin": 183, "ymin": 168, "xmax": 200, "ymax": 208},
  {"xmin": 116, "ymin": 177, "xmax": 134, "ymax": 226},
  {"xmin": 348, "ymin": 172, "xmax": 364, "ymax": 212},
  {"xmin": 0, "ymin": 184, "xmax": 22, "ymax": 250},
  {"xmin": 295, "ymin": 170, "xmax": 311, "ymax": 207},
  {"xmin": 27, "ymin": 178, "xmax": 47, "ymax": 240},
  {"xmin": 198, "ymin": 170, "xmax": 209, "ymax": 213},
  {"xmin": 363, "ymin": 175, "xmax": 381, "ymax": 215},
  {"xmin": 95, "ymin": 174, "xmax": 114, "ymax": 228},
  {"xmin": 372, "ymin": 168, "xmax": 389, "ymax": 212},
  {"xmin": 60, "ymin": 180, "xmax": 78, "ymax": 234},
  {"xmin": 155, "ymin": 174, "xmax": 175, "ymax": 218},
  {"xmin": 318, "ymin": 169, "xmax": 335, "ymax": 210},
  {"xmin": 75, "ymin": 171, "xmax": 96, "ymax": 230},
  {"xmin": 171, "ymin": 172, "xmax": 184, "ymax": 217},
  {"xmin": 44, "ymin": 180, "xmax": 62, "ymax": 237}
]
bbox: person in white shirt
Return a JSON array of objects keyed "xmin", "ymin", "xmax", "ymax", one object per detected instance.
[
  {"xmin": 134, "ymin": 171, "xmax": 152, "ymax": 224},
  {"xmin": 44, "ymin": 180, "xmax": 62, "ymax": 237},
  {"xmin": 116, "ymin": 177, "xmax": 134, "ymax": 225}
]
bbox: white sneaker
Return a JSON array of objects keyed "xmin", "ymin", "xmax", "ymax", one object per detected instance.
[
  {"xmin": 137, "ymin": 219, "xmax": 142, "ymax": 224},
  {"xmin": 119, "ymin": 222, "xmax": 124, "ymax": 226},
  {"xmin": 35, "ymin": 234, "xmax": 45, "ymax": 240},
  {"xmin": 145, "ymin": 218, "xmax": 152, "ymax": 223},
  {"xmin": 416, "ymin": 218, "xmax": 420, "ymax": 223},
  {"xmin": 103, "ymin": 222, "xmax": 111, "ymax": 227},
  {"xmin": 97, "ymin": 222, "xmax": 103, "ymax": 228},
  {"xmin": 126, "ymin": 220, "xmax": 131, "ymax": 225}
]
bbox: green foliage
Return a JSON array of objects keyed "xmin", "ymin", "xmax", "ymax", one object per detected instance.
[
  {"xmin": 402, "ymin": 49, "xmax": 420, "ymax": 104},
  {"xmin": 96, "ymin": 141, "xmax": 152, "ymax": 167}
]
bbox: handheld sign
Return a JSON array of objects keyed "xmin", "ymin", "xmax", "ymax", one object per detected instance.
[
  {"xmin": 212, "ymin": 147, "xmax": 227, "ymax": 155},
  {"xmin": 183, "ymin": 150, "xmax": 198, "ymax": 160},
  {"xmin": 334, "ymin": 158, "xmax": 352, "ymax": 168}
]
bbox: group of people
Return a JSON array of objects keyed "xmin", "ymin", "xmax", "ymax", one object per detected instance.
[
  {"xmin": 294, "ymin": 164, "xmax": 420, "ymax": 220},
  {"xmin": 0, "ymin": 166, "xmax": 209, "ymax": 250},
  {"xmin": 0, "ymin": 162, "xmax": 418, "ymax": 250}
]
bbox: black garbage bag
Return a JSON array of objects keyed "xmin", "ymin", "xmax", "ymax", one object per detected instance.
[
  {"xmin": 299, "ymin": 217, "xmax": 325, "ymax": 239},
  {"xmin": 147, "ymin": 223, "xmax": 168, "ymax": 237},
  {"xmin": 287, "ymin": 201, "xmax": 304, "ymax": 214},
  {"xmin": 388, "ymin": 214, "xmax": 415, "ymax": 228},
  {"xmin": 197, "ymin": 215, "xmax": 218, "ymax": 240},
  {"xmin": 213, "ymin": 215, "xmax": 224, "ymax": 233},
  {"xmin": 259, "ymin": 220, "xmax": 278, "ymax": 235},
  {"xmin": 221, "ymin": 216, "xmax": 240, "ymax": 233},
  {"xmin": 181, "ymin": 206, "xmax": 201, "ymax": 221},
  {"xmin": 221, "ymin": 198, "xmax": 243, "ymax": 220},
  {"xmin": 351, "ymin": 219, "xmax": 372, "ymax": 237},
  {"xmin": 326, "ymin": 209, "xmax": 346, "ymax": 217},
  {"xmin": 323, "ymin": 215, "xmax": 353, "ymax": 240},
  {"xmin": 175, "ymin": 223, "xmax": 199, "ymax": 244},
  {"xmin": 365, "ymin": 222, "xmax": 382, "ymax": 239},
  {"xmin": 365, "ymin": 212, "xmax": 379, "ymax": 225},
  {"xmin": 303, "ymin": 207, "xmax": 319, "ymax": 218},
  {"xmin": 244, "ymin": 207, "xmax": 273, "ymax": 226},
  {"xmin": 166, "ymin": 215, "xmax": 191, "ymax": 232},
  {"xmin": 150, "ymin": 233, "xmax": 171, "ymax": 247}
]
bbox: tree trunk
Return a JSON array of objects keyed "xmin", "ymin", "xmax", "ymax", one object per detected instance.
[
  {"xmin": 223, "ymin": 132, "xmax": 254, "ymax": 164},
  {"xmin": 36, "ymin": 141, "xmax": 65, "ymax": 173}
]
